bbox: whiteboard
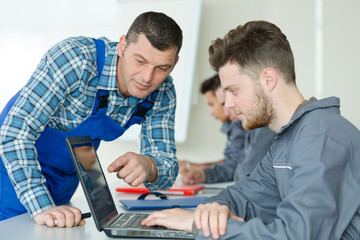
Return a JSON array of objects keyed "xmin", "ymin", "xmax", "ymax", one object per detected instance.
[{"xmin": 0, "ymin": 0, "xmax": 202, "ymax": 143}]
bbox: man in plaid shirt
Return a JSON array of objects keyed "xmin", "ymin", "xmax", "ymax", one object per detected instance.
[{"xmin": 0, "ymin": 11, "xmax": 182, "ymax": 227}]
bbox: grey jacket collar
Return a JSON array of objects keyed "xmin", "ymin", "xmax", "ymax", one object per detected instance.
[{"xmin": 277, "ymin": 96, "xmax": 340, "ymax": 136}]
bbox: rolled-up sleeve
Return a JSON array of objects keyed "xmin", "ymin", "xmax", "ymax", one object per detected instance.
[{"xmin": 140, "ymin": 79, "xmax": 178, "ymax": 191}]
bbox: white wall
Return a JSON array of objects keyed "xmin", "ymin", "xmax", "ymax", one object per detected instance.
[
  {"xmin": 97, "ymin": 0, "xmax": 360, "ymax": 167},
  {"xmin": 322, "ymin": 0, "xmax": 360, "ymax": 127},
  {"xmin": 0, "ymin": 0, "xmax": 202, "ymax": 143},
  {"xmin": 175, "ymin": 0, "xmax": 360, "ymax": 164}
]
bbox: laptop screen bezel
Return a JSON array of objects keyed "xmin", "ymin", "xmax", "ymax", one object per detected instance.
[{"xmin": 66, "ymin": 136, "xmax": 119, "ymax": 231}]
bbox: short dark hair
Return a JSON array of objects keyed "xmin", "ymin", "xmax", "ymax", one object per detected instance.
[
  {"xmin": 209, "ymin": 20, "xmax": 296, "ymax": 85},
  {"xmin": 126, "ymin": 11, "xmax": 183, "ymax": 56},
  {"xmin": 200, "ymin": 74, "xmax": 221, "ymax": 95}
]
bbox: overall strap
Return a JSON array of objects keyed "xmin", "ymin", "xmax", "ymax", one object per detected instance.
[
  {"xmin": 93, "ymin": 38, "xmax": 106, "ymax": 77},
  {"xmin": 92, "ymin": 38, "xmax": 109, "ymax": 115}
]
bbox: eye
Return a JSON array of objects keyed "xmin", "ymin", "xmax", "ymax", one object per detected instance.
[
  {"xmin": 157, "ymin": 66, "xmax": 169, "ymax": 72},
  {"xmin": 136, "ymin": 58, "xmax": 144, "ymax": 64},
  {"xmin": 230, "ymin": 88, "xmax": 238, "ymax": 96}
]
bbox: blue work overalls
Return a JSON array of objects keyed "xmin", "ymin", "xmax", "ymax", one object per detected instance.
[{"xmin": 0, "ymin": 39, "xmax": 154, "ymax": 220}]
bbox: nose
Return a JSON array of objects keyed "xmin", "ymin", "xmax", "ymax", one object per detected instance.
[
  {"xmin": 224, "ymin": 93, "xmax": 235, "ymax": 110},
  {"xmin": 142, "ymin": 66, "xmax": 154, "ymax": 83}
]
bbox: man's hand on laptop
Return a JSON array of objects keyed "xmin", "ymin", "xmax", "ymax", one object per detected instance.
[
  {"xmin": 33, "ymin": 206, "xmax": 85, "ymax": 227},
  {"xmin": 141, "ymin": 208, "xmax": 194, "ymax": 232},
  {"xmin": 107, "ymin": 152, "xmax": 158, "ymax": 186}
]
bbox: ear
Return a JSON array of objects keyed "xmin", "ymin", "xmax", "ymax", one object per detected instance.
[
  {"xmin": 172, "ymin": 55, "xmax": 179, "ymax": 69},
  {"xmin": 117, "ymin": 35, "xmax": 127, "ymax": 57},
  {"xmin": 260, "ymin": 67, "xmax": 278, "ymax": 92}
]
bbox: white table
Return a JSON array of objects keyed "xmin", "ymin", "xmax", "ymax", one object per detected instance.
[{"xmin": 0, "ymin": 187, "xmax": 221, "ymax": 240}]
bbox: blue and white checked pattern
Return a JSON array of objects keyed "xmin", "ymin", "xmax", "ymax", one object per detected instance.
[{"xmin": 0, "ymin": 36, "xmax": 178, "ymax": 217}]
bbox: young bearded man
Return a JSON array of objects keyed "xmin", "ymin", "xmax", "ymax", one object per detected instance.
[{"xmin": 141, "ymin": 20, "xmax": 360, "ymax": 240}]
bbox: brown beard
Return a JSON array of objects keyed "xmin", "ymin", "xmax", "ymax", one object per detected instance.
[{"xmin": 242, "ymin": 84, "xmax": 274, "ymax": 130}]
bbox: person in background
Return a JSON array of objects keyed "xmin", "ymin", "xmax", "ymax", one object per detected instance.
[
  {"xmin": 0, "ymin": 11, "xmax": 182, "ymax": 227},
  {"xmin": 179, "ymin": 74, "xmax": 247, "ymax": 184},
  {"xmin": 180, "ymin": 74, "xmax": 275, "ymax": 185},
  {"xmin": 141, "ymin": 20, "xmax": 360, "ymax": 239}
]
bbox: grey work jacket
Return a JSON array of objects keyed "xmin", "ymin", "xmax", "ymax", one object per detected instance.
[
  {"xmin": 204, "ymin": 120, "xmax": 246, "ymax": 183},
  {"xmin": 198, "ymin": 97, "xmax": 360, "ymax": 239},
  {"xmin": 204, "ymin": 121, "xmax": 275, "ymax": 183}
]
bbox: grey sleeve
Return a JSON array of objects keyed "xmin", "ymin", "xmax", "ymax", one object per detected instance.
[
  {"xmin": 202, "ymin": 153, "xmax": 280, "ymax": 220},
  {"xmin": 197, "ymin": 135, "xmax": 360, "ymax": 239},
  {"xmin": 196, "ymin": 154, "xmax": 283, "ymax": 239},
  {"xmin": 204, "ymin": 122, "xmax": 247, "ymax": 183},
  {"xmin": 196, "ymin": 218, "xmax": 288, "ymax": 240}
]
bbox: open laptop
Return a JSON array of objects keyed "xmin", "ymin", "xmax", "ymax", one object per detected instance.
[{"xmin": 66, "ymin": 136, "xmax": 196, "ymax": 239}]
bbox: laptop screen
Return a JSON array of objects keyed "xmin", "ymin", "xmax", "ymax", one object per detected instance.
[
  {"xmin": 67, "ymin": 136, "xmax": 197, "ymax": 239},
  {"xmin": 66, "ymin": 136, "xmax": 118, "ymax": 226}
]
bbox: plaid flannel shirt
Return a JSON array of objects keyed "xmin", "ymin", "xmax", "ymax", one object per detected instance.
[{"xmin": 0, "ymin": 36, "xmax": 178, "ymax": 217}]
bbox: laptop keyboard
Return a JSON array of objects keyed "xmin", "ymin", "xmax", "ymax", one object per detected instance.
[{"xmin": 113, "ymin": 213, "xmax": 148, "ymax": 228}]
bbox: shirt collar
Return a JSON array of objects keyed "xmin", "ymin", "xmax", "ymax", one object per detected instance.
[
  {"xmin": 292, "ymin": 97, "xmax": 318, "ymax": 117},
  {"xmin": 97, "ymin": 44, "xmax": 119, "ymax": 91}
]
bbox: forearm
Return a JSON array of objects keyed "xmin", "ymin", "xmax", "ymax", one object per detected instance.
[
  {"xmin": 0, "ymin": 136, "xmax": 56, "ymax": 217},
  {"xmin": 143, "ymin": 154, "xmax": 178, "ymax": 191},
  {"xmin": 140, "ymin": 124, "xmax": 178, "ymax": 190},
  {"xmin": 143, "ymin": 155, "xmax": 158, "ymax": 183},
  {"xmin": 196, "ymin": 218, "xmax": 287, "ymax": 240},
  {"xmin": 189, "ymin": 160, "xmax": 223, "ymax": 169},
  {"xmin": 21, "ymin": 184, "xmax": 56, "ymax": 217},
  {"xmin": 202, "ymin": 158, "xmax": 280, "ymax": 219}
]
